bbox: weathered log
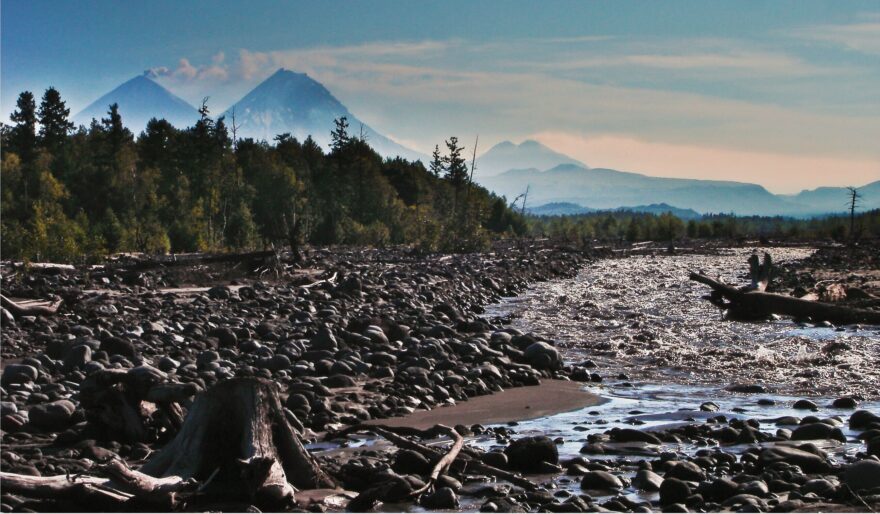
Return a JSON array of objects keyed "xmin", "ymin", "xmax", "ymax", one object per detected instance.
[
  {"xmin": 690, "ymin": 272, "xmax": 880, "ymax": 325},
  {"xmin": 0, "ymin": 293, "xmax": 62, "ymax": 318},
  {"xmin": 330, "ymin": 423, "xmax": 537, "ymax": 493}
]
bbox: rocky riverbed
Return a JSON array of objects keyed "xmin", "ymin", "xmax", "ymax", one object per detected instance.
[
  {"xmin": 486, "ymin": 246, "xmax": 880, "ymax": 399},
  {"xmin": 1, "ymin": 243, "xmax": 879, "ymax": 512}
]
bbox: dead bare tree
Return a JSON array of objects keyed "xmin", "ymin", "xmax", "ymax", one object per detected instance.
[
  {"xmin": 846, "ymin": 186, "xmax": 862, "ymax": 243},
  {"xmin": 230, "ymin": 106, "xmax": 241, "ymax": 151}
]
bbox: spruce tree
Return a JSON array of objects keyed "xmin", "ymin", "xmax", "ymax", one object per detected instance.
[
  {"xmin": 443, "ymin": 136, "xmax": 468, "ymax": 189},
  {"xmin": 429, "ymin": 144, "xmax": 444, "ymax": 177},
  {"xmin": 37, "ymin": 87, "xmax": 74, "ymax": 153},
  {"xmin": 330, "ymin": 116, "xmax": 350, "ymax": 151},
  {"xmin": 9, "ymin": 91, "xmax": 38, "ymax": 162},
  {"xmin": 102, "ymin": 103, "xmax": 132, "ymax": 154}
]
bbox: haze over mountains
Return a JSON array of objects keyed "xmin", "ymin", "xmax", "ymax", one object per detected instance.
[
  {"xmin": 221, "ymin": 69, "xmax": 424, "ymax": 161},
  {"xmin": 74, "ymin": 72, "xmax": 877, "ymax": 218},
  {"xmin": 74, "ymin": 75, "xmax": 200, "ymax": 132},
  {"xmin": 74, "ymin": 70, "xmax": 424, "ymax": 161},
  {"xmin": 476, "ymin": 140, "xmax": 880, "ymax": 217},
  {"xmin": 475, "ymin": 140, "xmax": 586, "ymax": 178}
]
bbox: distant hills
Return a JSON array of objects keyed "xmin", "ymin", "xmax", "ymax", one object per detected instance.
[
  {"xmin": 477, "ymin": 142, "xmax": 879, "ymax": 217},
  {"xmin": 74, "ymin": 75, "xmax": 200, "ymax": 132},
  {"xmin": 781, "ymin": 181, "xmax": 880, "ymax": 215},
  {"xmin": 72, "ymin": 73, "xmax": 877, "ymax": 218},
  {"xmin": 527, "ymin": 202, "xmax": 702, "ymax": 219},
  {"xmin": 476, "ymin": 139, "xmax": 585, "ymax": 178}
]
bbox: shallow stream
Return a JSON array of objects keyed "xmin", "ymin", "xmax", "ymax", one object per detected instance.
[{"xmin": 470, "ymin": 247, "xmax": 880, "ymax": 507}]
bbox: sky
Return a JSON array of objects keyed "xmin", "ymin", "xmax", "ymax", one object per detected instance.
[{"xmin": 2, "ymin": 0, "xmax": 879, "ymax": 193}]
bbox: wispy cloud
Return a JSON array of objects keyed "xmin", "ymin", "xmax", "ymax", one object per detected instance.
[
  {"xmin": 788, "ymin": 18, "xmax": 880, "ymax": 55},
  {"xmin": 146, "ymin": 52, "xmax": 229, "ymax": 81},
  {"xmin": 143, "ymin": 34, "xmax": 880, "ymax": 173}
]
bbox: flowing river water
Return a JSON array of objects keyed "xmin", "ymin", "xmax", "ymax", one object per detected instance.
[
  {"xmin": 320, "ymin": 247, "xmax": 880, "ymax": 512},
  {"xmin": 459, "ymin": 247, "xmax": 880, "ymax": 509}
]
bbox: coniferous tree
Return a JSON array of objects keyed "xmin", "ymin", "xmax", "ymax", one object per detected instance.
[
  {"xmin": 443, "ymin": 136, "xmax": 468, "ymax": 189},
  {"xmin": 37, "ymin": 87, "xmax": 74, "ymax": 153},
  {"xmin": 330, "ymin": 116, "xmax": 350, "ymax": 151},
  {"xmin": 429, "ymin": 144, "xmax": 444, "ymax": 177},
  {"xmin": 101, "ymin": 103, "xmax": 132, "ymax": 155},
  {"xmin": 9, "ymin": 91, "xmax": 38, "ymax": 162}
]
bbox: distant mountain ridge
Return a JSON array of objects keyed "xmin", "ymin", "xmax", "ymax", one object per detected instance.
[
  {"xmin": 74, "ymin": 75, "xmax": 200, "ymax": 132},
  {"xmin": 476, "ymin": 139, "xmax": 585, "ymax": 178},
  {"xmin": 781, "ymin": 181, "xmax": 880, "ymax": 214},
  {"xmin": 72, "ymin": 73, "xmax": 877, "ymax": 217},
  {"xmin": 527, "ymin": 201, "xmax": 702, "ymax": 219},
  {"xmin": 479, "ymin": 151, "xmax": 879, "ymax": 217},
  {"xmin": 222, "ymin": 69, "xmax": 425, "ymax": 161}
]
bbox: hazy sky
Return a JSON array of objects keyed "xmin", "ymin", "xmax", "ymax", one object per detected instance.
[{"xmin": 2, "ymin": 1, "xmax": 879, "ymax": 193}]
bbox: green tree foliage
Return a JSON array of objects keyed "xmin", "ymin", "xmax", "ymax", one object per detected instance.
[
  {"xmin": 37, "ymin": 87, "xmax": 74, "ymax": 154},
  {"xmin": 529, "ymin": 209, "xmax": 880, "ymax": 245},
  {"xmin": 1, "ymin": 93, "xmax": 526, "ymax": 261},
  {"xmin": 8, "ymin": 91, "xmax": 38, "ymax": 163}
]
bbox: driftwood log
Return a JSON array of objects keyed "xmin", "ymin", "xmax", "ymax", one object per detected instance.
[
  {"xmin": 690, "ymin": 253, "xmax": 880, "ymax": 325},
  {"xmin": 1, "ymin": 293, "xmax": 62, "ymax": 318},
  {"xmin": 1, "ymin": 378, "xmax": 335, "ymax": 511},
  {"xmin": 329, "ymin": 423, "xmax": 537, "ymax": 510}
]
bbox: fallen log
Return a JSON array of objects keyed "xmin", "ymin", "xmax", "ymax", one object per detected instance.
[
  {"xmin": 0, "ymin": 293, "xmax": 62, "ymax": 318},
  {"xmin": 690, "ymin": 272, "xmax": 880, "ymax": 325},
  {"xmin": 329, "ymin": 423, "xmax": 537, "ymax": 499}
]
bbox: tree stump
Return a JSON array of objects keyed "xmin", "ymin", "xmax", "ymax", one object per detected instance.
[{"xmin": 1, "ymin": 377, "xmax": 335, "ymax": 511}]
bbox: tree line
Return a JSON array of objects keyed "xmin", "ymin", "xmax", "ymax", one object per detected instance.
[
  {"xmin": 529, "ymin": 209, "xmax": 880, "ymax": 245},
  {"xmin": 1, "ymin": 87, "xmax": 528, "ymax": 262}
]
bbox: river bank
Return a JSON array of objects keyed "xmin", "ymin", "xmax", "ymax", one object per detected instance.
[{"xmin": 1, "ymin": 242, "xmax": 878, "ymax": 512}]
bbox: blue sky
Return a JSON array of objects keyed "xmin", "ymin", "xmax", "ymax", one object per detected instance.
[{"xmin": 2, "ymin": 0, "xmax": 879, "ymax": 192}]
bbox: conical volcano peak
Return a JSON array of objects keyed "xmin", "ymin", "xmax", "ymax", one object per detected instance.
[
  {"xmin": 74, "ymin": 74, "xmax": 200, "ymax": 132},
  {"xmin": 223, "ymin": 70, "xmax": 424, "ymax": 161}
]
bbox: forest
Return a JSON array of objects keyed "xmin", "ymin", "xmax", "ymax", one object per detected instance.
[
  {"xmin": 1, "ymin": 87, "xmax": 526, "ymax": 262},
  {"xmin": 528, "ymin": 209, "xmax": 880, "ymax": 246},
  {"xmin": 2, "ymin": 87, "xmax": 876, "ymax": 263}
]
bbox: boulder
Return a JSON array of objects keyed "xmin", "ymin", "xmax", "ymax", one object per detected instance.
[
  {"xmin": 842, "ymin": 460, "xmax": 880, "ymax": 491},
  {"xmin": 505, "ymin": 435, "xmax": 559, "ymax": 472},
  {"xmin": 523, "ymin": 342, "xmax": 561, "ymax": 371},
  {"xmin": 759, "ymin": 446, "xmax": 830, "ymax": 473},
  {"xmin": 660, "ymin": 478, "xmax": 692, "ymax": 506},
  {"xmin": 28, "ymin": 400, "xmax": 77, "ymax": 431},
  {"xmin": 1, "ymin": 364, "xmax": 39, "ymax": 386},
  {"xmin": 580, "ymin": 471, "xmax": 624, "ymax": 491}
]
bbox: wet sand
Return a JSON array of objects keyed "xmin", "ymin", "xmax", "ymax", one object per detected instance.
[{"xmin": 367, "ymin": 379, "xmax": 602, "ymax": 430}]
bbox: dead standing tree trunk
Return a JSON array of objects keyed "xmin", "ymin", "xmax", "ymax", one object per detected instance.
[
  {"xmin": 1, "ymin": 378, "xmax": 336, "ymax": 511},
  {"xmin": 690, "ymin": 252, "xmax": 880, "ymax": 325}
]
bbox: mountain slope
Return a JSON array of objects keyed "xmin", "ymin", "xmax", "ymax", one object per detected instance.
[
  {"xmin": 480, "ymin": 163, "xmax": 811, "ymax": 216},
  {"xmin": 781, "ymin": 180, "xmax": 880, "ymax": 214},
  {"xmin": 74, "ymin": 75, "xmax": 200, "ymax": 132},
  {"xmin": 477, "ymin": 139, "xmax": 585, "ymax": 178},
  {"xmin": 223, "ymin": 68, "xmax": 424, "ymax": 161}
]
